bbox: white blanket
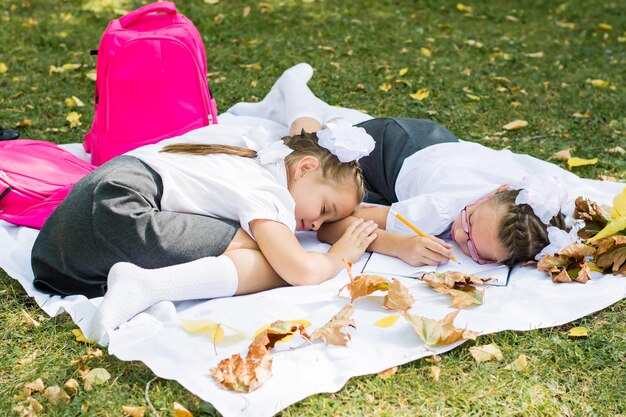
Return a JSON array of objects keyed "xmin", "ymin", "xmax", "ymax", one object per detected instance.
[{"xmin": 1, "ymin": 112, "xmax": 625, "ymax": 417}]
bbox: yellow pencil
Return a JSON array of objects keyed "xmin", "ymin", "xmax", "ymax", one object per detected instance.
[{"xmin": 390, "ymin": 209, "xmax": 458, "ymax": 263}]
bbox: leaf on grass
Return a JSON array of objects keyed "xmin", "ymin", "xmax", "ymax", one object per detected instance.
[
  {"xmin": 340, "ymin": 274, "xmax": 390, "ymax": 302},
  {"xmin": 592, "ymin": 235, "xmax": 626, "ymax": 274},
  {"xmin": 409, "ymin": 89, "xmax": 429, "ymax": 100},
  {"xmin": 379, "ymin": 82, "xmax": 392, "ymax": 92},
  {"xmin": 377, "ymin": 366, "xmax": 398, "ymax": 379},
  {"xmin": 375, "ymin": 315, "xmax": 399, "ymax": 328},
  {"xmin": 173, "ymin": 402, "xmax": 193, "ymax": 417},
  {"xmin": 70, "ymin": 348, "xmax": 103, "ymax": 364},
  {"xmin": 466, "ymin": 93, "xmax": 481, "ymax": 101},
  {"xmin": 430, "ymin": 365, "xmax": 441, "ymax": 381},
  {"xmin": 401, "ymin": 310, "xmax": 478, "ymax": 347},
  {"xmin": 398, "ymin": 67, "xmax": 408, "ymax": 76},
  {"xmin": 24, "ymin": 378, "xmax": 45, "ymax": 393},
  {"xmin": 552, "ymin": 149, "xmax": 572, "ymax": 161},
  {"xmin": 21, "ymin": 309, "xmax": 40, "ymax": 327},
  {"xmin": 43, "ymin": 386, "xmax": 71, "ymax": 405},
  {"xmin": 504, "ymin": 354, "xmax": 529, "ymax": 371},
  {"xmin": 589, "ymin": 79, "xmax": 609, "ymax": 88},
  {"xmin": 523, "ymin": 51, "xmax": 544, "ymax": 58},
  {"xmin": 383, "ymin": 279, "xmax": 415, "ymax": 311},
  {"xmin": 17, "ymin": 350, "xmax": 38, "ymax": 366},
  {"xmin": 121, "ymin": 405, "xmax": 146, "ymax": 417},
  {"xmin": 71, "ymin": 328, "xmax": 95, "ymax": 344},
  {"xmin": 567, "ymin": 326, "xmax": 589, "ymax": 338},
  {"xmin": 84, "ymin": 368, "xmax": 110, "ymax": 387},
  {"xmin": 606, "ymin": 146, "xmax": 625, "ymax": 155},
  {"xmin": 239, "ymin": 63, "xmax": 261, "ymax": 70},
  {"xmin": 66, "ymin": 111, "xmax": 82, "ymax": 128},
  {"xmin": 502, "ymin": 120, "xmax": 528, "ymax": 131},
  {"xmin": 65, "ymin": 96, "xmax": 84, "ymax": 107},
  {"xmin": 311, "ymin": 303, "xmax": 356, "ymax": 346},
  {"xmin": 469, "ymin": 343, "xmax": 503, "ymax": 362},
  {"xmin": 0, "ymin": 62, "xmax": 8, "ymax": 73},
  {"xmin": 598, "ymin": 23, "xmax": 613, "ymax": 31},
  {"xmin": 63, "ymin": 378, "xmax": 79, "ymax": 393},
  {"xmin": 567, "ymin": 157, "xmax": 598, "ymax": 169},
  {"xmin": 420, "ymin": 47, "xmax": 432, "ymax": 57}
]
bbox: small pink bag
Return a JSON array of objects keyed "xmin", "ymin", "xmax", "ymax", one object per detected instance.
[
  {"xmin": 83, "ymin": 1, "xmax": 217, "ymax": 165},
  {"xmin": 0, "ymin": 140, "xmax": 95, "ymax": 229}
]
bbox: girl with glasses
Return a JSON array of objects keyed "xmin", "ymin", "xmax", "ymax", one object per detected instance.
[{"xmin": 229, "ymin": 63, "xmax": 584, "ymax": 267}]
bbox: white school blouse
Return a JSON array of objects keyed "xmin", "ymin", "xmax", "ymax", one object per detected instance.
[
  {"xmin": 386, "ymin": 141, "xmax": 591, "ymax": 236},
  {"xmin": 127, "ymin": 124, "xmax": 296, "ymax": 238}
]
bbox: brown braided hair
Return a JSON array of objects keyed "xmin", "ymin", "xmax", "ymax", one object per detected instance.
[
  {"xmin": 159, "ymin": 130, "xmax": 366, "ymax": 203},
  {"xmin": 494, "ymin": 189, "xmax": 567, "ymax": 266}
]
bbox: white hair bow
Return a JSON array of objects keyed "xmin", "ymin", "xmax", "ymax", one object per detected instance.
[
  {"xmin": 243, "ymin": 126, "xmax": 293, "ymax": 165},
  {"xmin": 510, "ymin": 175, "xmax": 568, "ymax": 224},
  {"xmin": 316, "ymin": 118, "xmax": 375, "ymax": 163}
]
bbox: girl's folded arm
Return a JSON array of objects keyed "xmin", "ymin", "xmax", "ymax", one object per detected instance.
[{"xmin": 250, "ymin": 219, "xmax": 344, "ymax": 286}]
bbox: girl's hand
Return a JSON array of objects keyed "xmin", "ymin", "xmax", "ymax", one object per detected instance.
[
  {"xmin": 328, "ymin": 219, "xmax": 378, "ymax": 263},
  {"xmin": 397, "ymin": 234, "xmax": 452, "ymax": 266}
]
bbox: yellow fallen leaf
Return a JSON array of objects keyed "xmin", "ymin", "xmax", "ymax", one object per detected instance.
[
  {"xmin": 181, "ymin": 319, "xmax": 225, "ymax": 344},
  {"xmin": 469, "ymin": 343, "xmax": 503, "ymax": 363},
  {"xmin": 379, "ymin": 82, "xmax": 392, "ymax": 92},
  {"xmin": 65, "ymin": 95, "xmax": 85, "ymax": 107},
  {"xmin": 504, "ymin": 354, "xmax": 529, "ymax": 371},
  {"xmin": 239, "ymin": 63, "xmax": 261, "ymax": 70},
  {"xmin": 174, "ymin": 402, "xmax": 193, "ymax": 417},
  {"xmin": 0, "ymin": 62, "xmax": 8, "ymax": 73},
  {"xmin": 409, "ymin": 89, "xmax": 429, "ymax": 100},
  {"xmin": 242, "ymin": 6, "xmax": 251, "ymax": 17},
  {"xmin": 84, "ymin": 368, "xmax": 111, "ymax": 387},
  {"xmin": 64, "ymin": 378, "xmax": 79, "ymax": 393},
  {"xmin": 552, "ymin": 149, "xmax": 572, "ymax": 160},
  {"xmin": 377, "ymin": 366, "xmax": 398, "ymax": 379},
  {"xmin": 398, "ymin": 67, "xmax": 408, "ymax": 76},
  {"xmin": 567, "ymin": 326, "xmax": 589, "ymax": 338},
  {"xmin": 71, "ymin": 328, "xmax": 95, "ymax": 344},
  {"xmin": 205, "ymin": 0, "xmax": 219, "ymax": 3},
  {"xmin": 21, "ymin": 308, "xmax": 40, "ymax": 327},
  {"xmin": 567, "ymin": 157, "xmax": 598, "ymax": 169},
  {"xmin": 556, "ymin": 20, "xmax": 577, "ymax": 29},
  {"xmin": 502, "ymin": 120, "xmax": 528, "ymax": 130},
  {"xmin": 524, "ymin": 51, "xmax": 544, "ymax": 58},
  {"xmin": 253, "ymin": 320, "xmax": 311, "ymax": 343},
  {"xmin": 589, "ymin": 79, "xmax": 609, "ymax": 88},
  {"xmin": 588, "ymin": 188, "xmax": 626, "ymax": 241},
  {"xmin": 62, "ymin": 63, "xmax": 81, "ymax": 71},
  {"xmin": 430, "ymin": 365, "xmax": 441, "ymax": 381},
  {"xmin": 491, "ymin": 76, "xmax": 511, "ymax": 84},
  {"xmin": 66, "ymin": 111, "xmax": 82, "ymax": 128},
  {"xmin": 375, "ymin": 315, "xmax": 399, "ymax": 328},
  {"xmin": 510, "ymin": 101, "xmax": 521, "ymax": 107},
  {"xmin": 17, "ymin": 350, "xmax": 38, "ymax": 366},
  {"xmin": 122, "ymin": 405, "xmax": 146, "ymax": 417},
  {"xmin": 456, "ymin": 3, "xmax": 473, "ymax": 13},
  {"xmin": 86, "ymin": 69, "xmax": 97, "ymax": 81},
  {"xmin": 420, "ymin": 47, "xmax": 432, "ymax": 57},
  {"xmin": 15, "ymin": 119, "xmax": 32, "ymax": 128},
  {"xmin": 466, "ymin": 93, "xmax": 480, "ymax": 101},
  {"xmin": 598, "ymin": 23, "xmax": 613, "ymax": 31}
]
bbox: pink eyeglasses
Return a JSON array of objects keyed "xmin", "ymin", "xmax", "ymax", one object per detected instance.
[{"xmin": 460, "ymin": 197, "xmax": 496, "ymax": 265}]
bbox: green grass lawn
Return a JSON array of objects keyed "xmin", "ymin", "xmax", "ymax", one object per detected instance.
[{"xmin": 1, "ymin": 0, "xmax": 625, "ymax": 415}]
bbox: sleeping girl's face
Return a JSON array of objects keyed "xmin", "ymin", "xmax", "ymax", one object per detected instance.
[{"xmin": 450, "ymin": 196, "xmax": 509, "ymax": 264}]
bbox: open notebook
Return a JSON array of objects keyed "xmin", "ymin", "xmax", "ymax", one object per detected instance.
[{"xmin": 361, "ymin": 243, "xmax": 511, "ymax": 286}]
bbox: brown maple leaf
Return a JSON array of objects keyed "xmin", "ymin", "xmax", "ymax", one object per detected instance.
[
  {"xmin": 311, "ymin": 303, "xmax": 356, "ymax": 346},
  {"xmin": 537, "ymin": 242, "xmax": 596, "ymax": 283},
  {"xmin": 211, "ymin": 320, "xmax": 309, "ymax": 392},
  {"xmin": 421, "ymin": 271, "xmax": 491, "ymax": 289},
  {"xmin": 340, "ymin": 275, "xmax": 391, "ymax": 302},
  {"xmin": 400, "ymin": 310, "xmax": 478, "ymax": 347},
  {"xmin": 573, "ymin": 196, "xmax": 610, "ymax": 239},
  {"xmin": 383, "ymin": 279, "xmax": 416, "ymax": 311},
  {"xmin": 432, "ymin": 284, "xmax": 484, "ymax": 309},
  {"xmin": 592, "ymin": 235, "xmax": 626, "ymax": 274}
]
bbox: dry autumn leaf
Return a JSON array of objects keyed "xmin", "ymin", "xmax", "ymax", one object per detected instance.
[
  {"xmin": 311, "ymin": 303, "xmax": 356, "ymax": 346},
  {"xmin": 592, "ymin": 235, "xmax": 626, "ymax": 274},
  {"xmin": 606, "ymin": 146, "xmax": 625, "ymax": 155},
  {"xmin": 430, "ymin": 365, "xmax": 441, "ymax": 381},
  {"xmin": 567, "ymin": 326, "xmax": 589, "ymax": 338},
  {"xmin": 410, "ymin": 89, "xmax": 429, "ymax": 100},
  {"xmin": 340, "ymin": 274, "xmax": 391, "ymax": 301},
  {"xmin": 379, "ymin": 82, "xmax": 392, "ymax": 92},
  {"xmin": 573, "ymin": 196, "xmax": 610, "ymax": 239},
  {"xmin": 469, "ymin": 343, "xmax": 503, "ymax": 362},
  {"xmin": 0, "ymin": 62, "xmax": 8, "ymax": 73},
  {"xmin": 377, "ymin": 366, "xmax": 398, "ymax": 379},
  {"xmin": 420, "ymin": 47, "xmax": 432, "ymax": 57},
  {"xmin": 398, "ymin": 67, "xmax": 408, "ymax": 76},
  {"xmin": 422, "ymin": 271, "xmax": 492, "ymax": 288},
  {"xmin": 43, "ymin": 386, "xmax": 71, "ymax": 405},
  {"xmin": 502, "ymin": 120, "xmax": 528, "ymax": 131},
  {"xmin": 504, "ymin": 354, "xmax": 529, "ymax": 372},
  {"xmin": 537, "ymin": 242, "xmax": 596, "ymax": 283},
  {"xmin": 589, "ymin": 79, "xmax": 609, "ymax": 88},
  {"xmin": 84, "ymin": 368, "xmax": 111, "ymax": 387},
  {"xmin": 432, "ymin": 284, "xmax": 484, "ymax": 309},
  {"xmin": 401, "ymin": 310, "xmax": 478, "ymax": 347},
  {"xmin": 553, "ymin": 149, "xmax": 572, "ymax": 161},
  {"xmin": 24, "ymin": 378, "xmax": 45, "ymax": 393},
  {"xmin": 66, "ymin": 111, "xmax": 82, "ymax": 128},
  {"xmin": 383, "ymin": 279, "xmax": 415, "ymax": 311},
  {"xmin": 121, "ymin": 405, "xmax": 146, "ymax": 417},
  {"xmin": 173, "ymin": 402, "xmax": 193, "ymax": 417},
  {"xmin": 64, "ymin": 378, "xmax": 79, "ymax": 393},
  {"xmin": 598, "ymin": 23, "xmax": 613, "ymax": 31},
  {"xmin": 567, "ymin": 157, "xmax": 598, "ymax": 169}
]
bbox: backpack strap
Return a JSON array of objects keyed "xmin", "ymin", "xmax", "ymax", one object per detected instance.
[{"xmin": 119, "ymin": 2, "xmax": 177, "ymax": 28}]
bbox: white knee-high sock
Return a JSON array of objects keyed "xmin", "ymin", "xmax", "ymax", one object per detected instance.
[{"xmin": 85, "ymin": 255, "xmax": 238, "ymax": 344}]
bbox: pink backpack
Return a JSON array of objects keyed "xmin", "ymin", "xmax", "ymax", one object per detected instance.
[
  {"xmin": 84, "ymin": 1, "xmax": 218, "ymax": 166},
  {"xmin": 0, "ymin": 140, "xmax": 95, "ymax": 229}
]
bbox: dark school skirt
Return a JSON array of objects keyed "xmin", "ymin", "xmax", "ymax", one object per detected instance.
[
  {"xmin": 31, "ymin": 155, "xmax": 239, "ymax": 298},
  {"xmin": 356, "ymin": 118, "xmax": 459, "ymax": 205}
]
